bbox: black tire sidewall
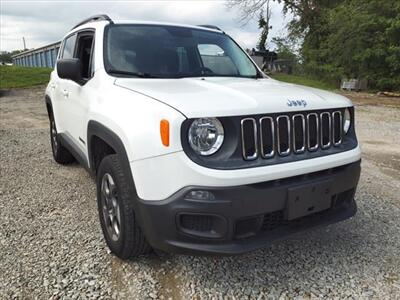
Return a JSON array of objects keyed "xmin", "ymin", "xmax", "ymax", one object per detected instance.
[
  {"xmin": 96, "ymin": 156, "xmax": 127, "ymax": 254},
  {"xmin": 49, "ymin": 116, "xmax": 58, "ymax": 160},
  {"xmin": 96, "ymin": 154, "xmax": 150, "ymax": 259}
]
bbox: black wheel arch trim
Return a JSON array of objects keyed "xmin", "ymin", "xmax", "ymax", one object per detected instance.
[
  {"xmin": 87, "ymin": 120, "xmax": 132, "ymax": 179},
  {"xmin": 87, "ymin": 120, "xmax": 148, "ymax": 228},
  {"xmin": 45, "ymin": 95, "xmax": 53, "ymax": 116},
  {"xmin": 58, "ymin": 133, "xmax": 91, "ymax": 172}
]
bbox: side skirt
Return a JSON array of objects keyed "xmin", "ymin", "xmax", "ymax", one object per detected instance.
[{"xmin": 58, "ymin": 133, "xmax": 93, "ymax": 175}]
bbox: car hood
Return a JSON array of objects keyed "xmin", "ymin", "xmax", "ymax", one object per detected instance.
[{"xmin": 115, "ymin": 77, "xmax": 352, "ymax": 118}]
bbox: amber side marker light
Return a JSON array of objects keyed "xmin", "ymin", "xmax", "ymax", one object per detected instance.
[{"xmin": 160, "ymin": 119, "xmax": 170, "ymax": 147}]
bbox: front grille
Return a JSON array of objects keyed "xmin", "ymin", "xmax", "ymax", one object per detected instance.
[{"xmin": 241, "ymin": 110, "xmax": 343, "ymax": 160}]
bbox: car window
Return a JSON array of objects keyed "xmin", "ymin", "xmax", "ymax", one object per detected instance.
[
  {"xmin": 176, "ymin": 47, "xmax": 190, "ymax": 74},
  {"xmin": 104, "ymin": 25, "xmax": 258, "ymax": 78},
  {"xmin": 62, "ymin": 34, "xmax": 77, "ymax": 59},
  {"xmin": 198, "ymin": 44, "xmax": 237, "ymax": 75},
  {"xmin": 75, "ymin": 32, "xmax": 94, "ymax": 79}
]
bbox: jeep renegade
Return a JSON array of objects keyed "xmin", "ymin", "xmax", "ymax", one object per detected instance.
[{"xmin": 45, "ymin": 15, "xmax": 361, "ymax": 258}]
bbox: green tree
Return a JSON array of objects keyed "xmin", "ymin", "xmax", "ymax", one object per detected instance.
[
  {"xmin": 228, "ymin": 0, "xmax": 400, "ymax": 90},
  {"xmin": 0, "ymin": 53, "xmax": 12, "ymax": 63},
  {"xmin": 0, "ymin": 50, "xmax": 24, "ymax": 63},
  {"xmin": 257, "ymin": 5, "xmax": 272, "ymax": 50},
  {"xmin": 271, "ymin": 36, "xmax": 297, "ymax": 60}
]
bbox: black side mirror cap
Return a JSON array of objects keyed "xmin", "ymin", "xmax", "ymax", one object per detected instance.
[{"xmin": 57, "ymin": 58, "xmax": 82, "ymax": 83}]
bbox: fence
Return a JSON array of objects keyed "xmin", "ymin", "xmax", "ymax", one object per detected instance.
[{"xmin": 12, "ymin": 42, "xmax": 61, "ymax": 68}]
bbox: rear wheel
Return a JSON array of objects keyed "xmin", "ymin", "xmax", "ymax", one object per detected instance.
[
  {"xmin": 97, "ymin": 154, "xmax": 151, "ymax": 259},
  {"xmin": 49, "ymin": 114, "xmax": 74, "ymax": 164}
]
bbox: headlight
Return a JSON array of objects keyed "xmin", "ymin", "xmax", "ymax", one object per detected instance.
[
  {"xmin": 343, "ymin": 108, "xmax": 351, "ymax": 134},
  {"xmin": 188, "ymin": 118, "xmax": 224, "ymax": 155}
]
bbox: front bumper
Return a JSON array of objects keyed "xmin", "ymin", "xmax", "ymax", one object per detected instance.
[
  {"xmin": 131, "ymin": 146, "xmax": 361, "ymax": 200},
  {"xmin": 136, "ymin": 160, "xmax": 361, "ymax": 255}
]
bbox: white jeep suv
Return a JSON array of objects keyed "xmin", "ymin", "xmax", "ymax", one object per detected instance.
[{"xmin": 45, "ymin": 15, "xmax": 361, "ymax": 258}]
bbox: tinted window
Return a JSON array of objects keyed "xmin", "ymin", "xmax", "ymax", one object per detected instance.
[
  {"xmin": 75, "ymin": 33, "xmax": 94, "ymax": 79},
  {"xmin": 104, "ymin": 25, "xmax": 258, "ymax": 78},
  {"xmin": 62, "ymin": 34, "xmax": 77, "ymax": 59}
]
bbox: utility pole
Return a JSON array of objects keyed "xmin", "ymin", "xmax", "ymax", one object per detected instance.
[{"xmin": 22, "ymin": 37, "xmax": 26, "ymax": 50}]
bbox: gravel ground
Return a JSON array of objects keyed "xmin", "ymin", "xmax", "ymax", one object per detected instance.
[{"xmin": 1, "ymin": 87, "xmax": 399, "ymax": 299}]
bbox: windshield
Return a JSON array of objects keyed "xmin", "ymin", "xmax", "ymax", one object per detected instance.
[{"xmin": 104, "ymin": 24, "xmax": 259, "ymax": 78}]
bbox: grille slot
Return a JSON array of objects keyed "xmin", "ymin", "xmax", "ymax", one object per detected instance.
[
  {"xmin": 307, "ymin": 113, "xmax": 319, "ymax": 151},
  {"xmin": 259, "ymin": 117, "xmax": 275, "ymax": 158},
  {"xmin": 277, "ymin": 115, "xmax": 291, "ymax": 156},
  {"xmin": 320, "ymin": 112, "xmax": 332, "ymax": 148},
  {"xmin": 292, "ymin": 114, "xmax": 306, "ymax": 153},
  {"xmin": 332, "ymin": 111, "xmax": 342, "ymax": 145},
  {"xmin": 241, "ymin": 118, "xmax": 258, "ymax": 160},
  {"xmin": 240, "ymin": 110, "xmax": 344, "ymax": 161}
]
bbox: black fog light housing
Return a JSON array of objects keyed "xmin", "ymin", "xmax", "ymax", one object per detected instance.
[
  {"xmin": 184, "ymin": 190, "xmax": 215, "ymax": 201},
  {"xmin": 177, "ymin": 213, "xmax": 227, "ymax": 239}
]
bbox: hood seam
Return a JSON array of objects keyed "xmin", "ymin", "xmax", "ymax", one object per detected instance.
[{"xmin": 113, "ymin": 79, "xmax": 188, "ymax": 119}]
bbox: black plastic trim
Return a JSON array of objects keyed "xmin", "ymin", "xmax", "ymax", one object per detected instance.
[
  {"xmin": 135, "ymin": 160, "xmax": 361, "ymax": 255},
  {"xmin": 58, "ymin": 133, "xmax": 90, "ymax": 172},
  {"xmin": 181, "ymin": 107, "xmax": 358, "ymax": 170},
  {"xmin": 87, "ymin": 121, "xmax": 128, "ymax": 173},
  {"xmin": 45, "ymin": 95, "xmax": 52, "ymax": 113}
]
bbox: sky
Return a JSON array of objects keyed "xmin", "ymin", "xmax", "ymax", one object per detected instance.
[{"xmin": 0, "ymin": 0, "xmax": 291, "ymax": 52}]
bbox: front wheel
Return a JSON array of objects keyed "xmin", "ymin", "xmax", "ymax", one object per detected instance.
[{"xmin": 96, "ymin": 154, "xmax": 151, "ymax": 259}]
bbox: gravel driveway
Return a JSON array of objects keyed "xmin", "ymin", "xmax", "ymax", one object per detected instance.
[{"xmin": 1, "ymin": 87, "xmax": 399, "ymax": 299}]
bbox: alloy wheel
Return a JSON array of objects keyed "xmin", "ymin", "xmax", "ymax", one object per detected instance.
[{"xmin": 101, "ymin": 173, "xmax": 121, "ymax": 241}]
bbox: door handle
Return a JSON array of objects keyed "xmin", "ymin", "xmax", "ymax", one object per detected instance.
[{"xmin": 62, "ymin": 89, "xmax": 69, "ymax": 98}]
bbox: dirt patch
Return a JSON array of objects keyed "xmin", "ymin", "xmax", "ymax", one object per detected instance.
[
  {"xmin": 363, "ymin": 151, "xmax": 400, "ymax": 180},
  {"xmin": 341, "ymin": 91, "xmax": 400, "ymax": 108},
  {"xmin": 0, "ymin": 86, "xmax": 48, "ymax": 129}
]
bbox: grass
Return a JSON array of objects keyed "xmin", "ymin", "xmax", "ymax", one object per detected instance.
[
  {"xmin": 270, "ymin": 73, "xmax": 337, "ymax": 91},
  {"xmin": 0, "ymin": 65, "xmax": 52, "ymax": 89},
  {"xmin": 0, "ymin": 66, "xmax": 338, "ymax": 91}
]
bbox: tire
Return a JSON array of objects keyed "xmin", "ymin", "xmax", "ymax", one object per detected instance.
[
  {"xmin": 49, "ymin": 113, "xmax": 74, "ymax": 164},
  {"xmin": 96, "ymin": 154, "xmax": 151, "ymax": 259}
]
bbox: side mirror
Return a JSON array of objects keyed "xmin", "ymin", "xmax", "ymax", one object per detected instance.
[{"xmin": 57, "ymin": 58, "xmax": 82, "ymax": 82}]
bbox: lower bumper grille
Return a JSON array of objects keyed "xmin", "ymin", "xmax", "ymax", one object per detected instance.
[{"xmin": 234, "ymin": 188, "xmax": 356, "ymax": 240}]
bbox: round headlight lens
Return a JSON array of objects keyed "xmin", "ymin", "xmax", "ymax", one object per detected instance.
[
  {"xmin": 343, "ymin": 108, "xmax": 351, "ymax": 134},
  {"xmin": 188, "ymin": 118, "xmax": 224, "ymax": 155}
]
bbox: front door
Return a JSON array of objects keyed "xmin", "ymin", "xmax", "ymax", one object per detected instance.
[{"xmin": 61, "ymin": 30, "xmax": 95, "ymax": 155}]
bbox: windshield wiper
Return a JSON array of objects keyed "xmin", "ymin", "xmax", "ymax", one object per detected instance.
[
  {"xmin": 108, "ymin": 69, "xmax": 161, "ymax": 78},
  {"xmin": 176, "ymin": 73, "xmax": 262, "ymax": 79}
]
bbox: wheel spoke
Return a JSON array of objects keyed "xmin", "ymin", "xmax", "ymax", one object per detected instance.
[
  {"xmin": 101, "ymin": 172, "xmax": 120, "ymax": 241},
  {"xmin": 51, "ymin": 120, "xmax": 58, "ymax": 150},
  {"xmin": 115, "ymin": 205, "xmax": 121, "ymax": 227},
  {"xmin": 112, "ymin": 216, "xmax": 120, "ymax": 237}
]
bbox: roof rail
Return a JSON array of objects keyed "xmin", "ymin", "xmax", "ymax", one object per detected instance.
[
  {"xmin": 197, "ymin": 24, "xmax": 222, "ymax": 31},
  {"xmin": 72, "ymin": 14, "xmax": 113, "ymax": 30}
]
